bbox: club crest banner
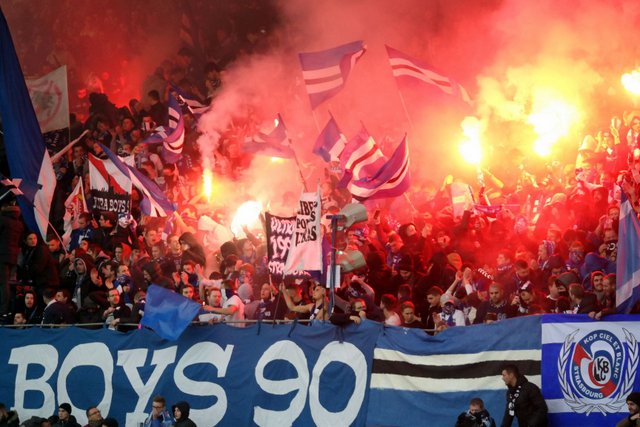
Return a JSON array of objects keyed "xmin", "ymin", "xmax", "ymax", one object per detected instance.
[{"xmin": 542, "ymin": 314, "xmax": 640, "ymax": 427}]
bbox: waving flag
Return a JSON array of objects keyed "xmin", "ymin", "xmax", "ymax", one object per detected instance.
[
  {"xmin": 143, "ymin": 95, "xmax": 185, "ymax": 163},
  {"xmin": 170, "ymin": 83, "xmax": 210, "ymax": 118},
  {"xmin": 349, "ymin": 135, "xmax": 410, "ymax": 201},
  {"xmin": 141, "ymin": 285, "xmax": 202, "ymax": 341},
  {"xmin": 313, "ymin": 114, "xmax": 347, "ymax": 162},
  {"xmin": 617, "ymin": 191, "xmax": 640, "ymax": 313},
  {"xmin": 299, "ymin": 40, "xmax": 366, "ymax": 109},
  {"xmin": 338, "ymin": 125, "xmax": 387, "ymax": 188},
  {"xmin": 26, "ymin": 65, "xmax": 69, "ymax": 133},
  {"xmin": 62, "ymin": 178, "xmax": 88, "ymax": 247},
  {"xmin": 386, "ymin": 45, "xmax": 471, "ymax": 105},
  {"xmin": 243, "ymin": 114, "xmax": 294, "ymax": 158},
  {"xmin": 99, "ymin": 144, "xmax": 175, "ymax": 217},
  {"xmin": 0, "ymin": 9, "xmax": 56, "ymax": 238}
]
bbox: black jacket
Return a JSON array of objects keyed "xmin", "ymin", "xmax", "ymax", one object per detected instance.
[
  {"xmin": 172, "ymin": 401, "xmax": 197, "ymax": 427},
  {"xmin": 0, "ymin": 206, "xmax": 23, "ymax": 265},
  {"xmin": 501, "ymin": 376, "xmax": 548, "ymax": 427}
]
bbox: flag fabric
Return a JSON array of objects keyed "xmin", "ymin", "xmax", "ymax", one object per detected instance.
[
  {"xmin": 312, "ymin": 115, "xmax": 348, "ymax": 162},
  {"xmin": 140, "ymin": 285, "xmax": 202, "ymax": 341},
  {"xmin": 285, "ymin": 188, "xmax": 323, "ymax": 273},
  {"xmin": 243, "ymin": 114, "xmax": 295, "ymax": 158},
  {"xmin": 99, "ymin": 144, "xmax": 175, "ymax": 217},
  {"xmin": 88, "ymin": 154, "xmax": 132, "ymax": 216},
  {"xmin": 169, "ymin": 83, "xmax": 210, "ymax": 118},
  {"xmin": 0, "ymin": 9, "xmax": 57, "ymax": 239},
  {"xmin": 26, "ymin": 65, "xmax": 69, "ymax": 133},
  {"xmin": 62, "ymin": 178, "xmax": 88, "ymax": 248},
  {"xmin": 142, "ymin": 95, "xmax": 185, "ymax": 163},
  {"xmin": 368, "ymin": 316, "xmax": 541, "ymax": 427},
  {"xmin": 386, "ymin": 45, "xmax": 471, "ymax": 105},
  {"xmin": 541, "ymin": 314, "xmax": 640, "ymax": 426},
  {"xmin": 349, "ymin": 135, "xmax": 410, "ymax": 201},
  {"xmin": 338, "ymin": 126, "xmax": 387, "ymax": 188},
  {"xmin": 299, "ymin": 40, "xmax": 366, "ymax": 109},
  {"xmin": 617, "ymin": 191, "xmax": 640, "ymax": 313},
  {"xmin": 0, "ymin": 175, "xmax": 23, "ymax": 196}
]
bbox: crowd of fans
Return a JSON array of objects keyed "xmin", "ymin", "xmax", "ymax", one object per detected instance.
[{"xmin": 0, "ymin": 3, "xmax": 638, "ymax": 338}]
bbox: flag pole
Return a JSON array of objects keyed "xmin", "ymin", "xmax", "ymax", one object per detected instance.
[
  {"xmin": 285, "ymin": 134, "xmax": 309, "ymax": 192},
  {"xmin": 396, "ymin": 90, "xmax": 416, "ymax": 134}
]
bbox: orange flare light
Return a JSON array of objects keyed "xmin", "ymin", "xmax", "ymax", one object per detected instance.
[
  {"xmin": 527, "ymin": 98, "xmax": 578, "ymax": 157},
  {"xmin": 230, "ymin": 201, "xmax": 263, "ymax": 237},
  {"xmin": 459, "ymin": 116, "xmax": 483, "ymax": 165},
  {"xmin": 203, "ymin": 168, "xmax": 214, "ymax": 202},
  {"xmin": 622, "ymin": 69, "xmax": 640, "ymax": 96}
]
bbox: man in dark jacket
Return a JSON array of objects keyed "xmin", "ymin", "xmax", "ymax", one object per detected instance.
[
  {"xmin": 0, "ymin": 202, "xmax": 23, "ymax": 321},
  {"xmin": 500, "ymin": 364, "xmax": 548, "ymax": 427},
  {"xmin": 53, "ymin": 403, "xmax": 81, "ymax": 427},
  {"xmin": 171, "ymin": 401, "xmax": 196, "ymax": 427}
]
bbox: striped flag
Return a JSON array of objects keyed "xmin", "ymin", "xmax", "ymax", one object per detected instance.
[
  {"xmin": 312, "ymin": 114, "xmax": 347, "ymax": 162},
  {"xmin": 99, "ymin": 144, "xmax": 175, "ymax": 217},
  {"xmin": 617, "ymin": 191, "xmax": 640, "ymax": 313},
  {"xmin": 386, "ymin": 45, "xmax": 471, "ymax": 105},
  {"xmin": 170, "ymin": 83, "xmax": 210, "ymax": 118},
  {"xmin": 142, "ymin": 95, "xmax": 185, "ymax": 163},
  {"xmin": 338, "ymin": 125, "xmax": 387, "ymax": 188},
  {"xmin": 0, "ymin": 9, "xmax": 57, "ymax": 239},
  {"xmin": 243, "ymin": 114, "xmax": 294, "ymax": 159},
  {"xmin": 299, "ymin": 40, "xmax": 366, "ymax": 109},
  {"xmin": 368, "ymin": 316, "xmax": 541, "ymax": 427},
  {"xmin": 349, "ymin": 135, "xmax": 410, "ymax": 201}
]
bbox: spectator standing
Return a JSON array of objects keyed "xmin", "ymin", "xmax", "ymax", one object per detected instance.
[{"xmin": 500, "ymin": 364, "xmax": 548, "ymax": 427}]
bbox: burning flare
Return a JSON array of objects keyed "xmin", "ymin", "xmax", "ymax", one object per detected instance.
[
  {"xmin": 231, "ymin": 201, "xmax": 263, "ymax": 237},
  {"xmin": 527, "ymin": 96, "xmax": 578, "ymax": 157},
  {"xmin": 622, "ymin": 68, "xmax": 640, "ymax": 96},
  {"xmin": 459, "ymin": 116, "xmax": 483, "ymax": 165},
  {"xmin": 203, "ymin": 168, "xmax": 214, "ymax": 202}
]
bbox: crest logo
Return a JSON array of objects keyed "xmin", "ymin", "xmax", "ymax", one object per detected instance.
[{"xmin": 558, "ymin": 328, "xmax": 638, "ymax": 414}]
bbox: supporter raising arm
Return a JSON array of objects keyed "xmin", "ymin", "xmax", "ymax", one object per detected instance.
[{"xmin": 279, "ymin": 281, "xmax": 328, "ymax": 322}]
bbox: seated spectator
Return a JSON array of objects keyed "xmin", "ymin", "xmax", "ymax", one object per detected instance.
[{"xmin": 455, "ymin": 397, "xmax": 496, "ymax": 427}]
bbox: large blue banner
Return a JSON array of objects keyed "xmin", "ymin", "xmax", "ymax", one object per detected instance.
[
  {"xmin": 0, "ymin": 321, "xmax": 381, "ymax": 426},
  {"xmin": 542, "ymin": 314, "xmax": 640, "ymax": 427}
]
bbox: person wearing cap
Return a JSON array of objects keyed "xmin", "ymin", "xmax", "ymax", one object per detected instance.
[
  {"xmin": 616, "ymin": 392, "xmax": 640, "ymax": 426},
  {"xmin": 543, "ymin": 275, "xmax": 569, "ymax": 313},
  {"xmin": 52, "ymin": 403, "xmax": 80, "ymax": 427},
  {"xmin": 0, "ymin": 403, "xmax": 18, "ymax": 427},
  {"xmin": 511, "ymin": 282, "xmax": 545, "ymax": 316},
  {"xmin": 434, "ymin": 295, "xmax": 466, "ymax": 332}
]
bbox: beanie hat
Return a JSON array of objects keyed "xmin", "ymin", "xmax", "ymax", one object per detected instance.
[
  {"xmin": 59, "ymin": 403, "xmax": 72, "ymax": 414},
  {"xmin": 397, "ymin": 256, "xmax": 414, "ymax": 272},
  {"xmin": 102, "ymin": 417, "xmax": 119, "ymax": 427},
  {"xmin": 627, "ymin": 392, "xmax": 640, "ymax": 406}
]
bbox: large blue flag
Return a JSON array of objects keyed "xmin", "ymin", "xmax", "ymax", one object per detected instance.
[
  {"xmin": 617, "ymin": 190, "xmax": 640, "ymax": 313},
  {"xmin": 0, "ymin": 8, "xmax": 56, "ymax": 238},
  {"xmin": 299, "ymin": 41, "xmax": 366, "ymax": 109},
  {"xmin": 140, "ymin": 285, "xmax": 202, "ymax": 341}
]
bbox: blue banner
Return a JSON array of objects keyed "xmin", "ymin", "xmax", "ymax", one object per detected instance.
[
  {"xmin": 0, "ymin": 321, "xmax": 381, "ymax": 426},
  {"xmin": 542, "ymin": 314, "xmax": 640, "ymax": 427}
]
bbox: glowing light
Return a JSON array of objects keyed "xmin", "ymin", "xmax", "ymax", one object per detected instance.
[
  {"xmin": 230, "ymin": 201, "xmax": 263, "ymax": 237},
  {"xmin": 459, "ymin": 116, "xmax": 483, "ymax": 165},
  {"xmin": 270, "ymin": 157, "xmax": 284, "ymax": 163},
  {"xmin": 622, "ymin": 69, "xmax": 640, "ymax": 96},
  {"xmin": 527, "ymin": 98, "xmax": 578, "ymax": 158},
  {"xmin": 202, "ymin": 168, "xmax": 214, "ymax": 202}
]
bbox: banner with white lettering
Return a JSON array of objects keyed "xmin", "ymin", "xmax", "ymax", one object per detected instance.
[
  {"xmin": 542, "ymin": 314, "xmax": 640, "ymax": 427},
  {"xmin": 265, "ymin": 212, "xmax": 297, "ymax": 278},
  {"xmin": 285, "ymin": 189, "xmax": 322, "ymax": 273},
  {"xmin": 88, "ymin": 154, "xmax": 131, "ymax": 215},
  {"xmin": 26, "ymin": 65, "xmax": 69, "ymax": 133},
  {"xmin": 0, "ymin": 321, "xmax": 381, "ymax": 427}
]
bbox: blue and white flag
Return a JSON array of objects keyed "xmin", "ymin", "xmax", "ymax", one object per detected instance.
[
  {"xmin": 243, "ymin": 114, "xmax": 294, "ymax": 159},
  {"xmin": 542, "ymin": 314, "xmax": 640, "ymax": 427},
  {"xmin": 299, "ymin": 40, "xmax": 366, "ymax": 109},
  {"xmin": 367, "ymin": 316, "xmax": 541, "ymax": 427},
  {"xmin": 312, "ymin": 114, "xmax": 347, "ymax": 162},
  {"xmin": 338, "ymin": 125, "xmax": 387, "ymax": 188},
  {"xmin": 142, "ymin": 95, "xmax": 185, "ymax": 163},
  {"xmin": 349, "ymin": 134, "xmax": 410, "ymax": 201},
  {"xmin": 99, "ymin": 144, "xmax": 175, "ymax": 217},
  {"xmin": 617, "ymin": 191, "xmax": 640, "ymax": 313},
  {"xmin": 140, "ymin": 285, "xmax": 202, "ymax": 341},
  {"xmin": 170, "ymin": 83, "xmax": 210, "ymax": 119},
  {"xmin": 0, "ymin": 9, "xmax": 56, "ymax": 239}
]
